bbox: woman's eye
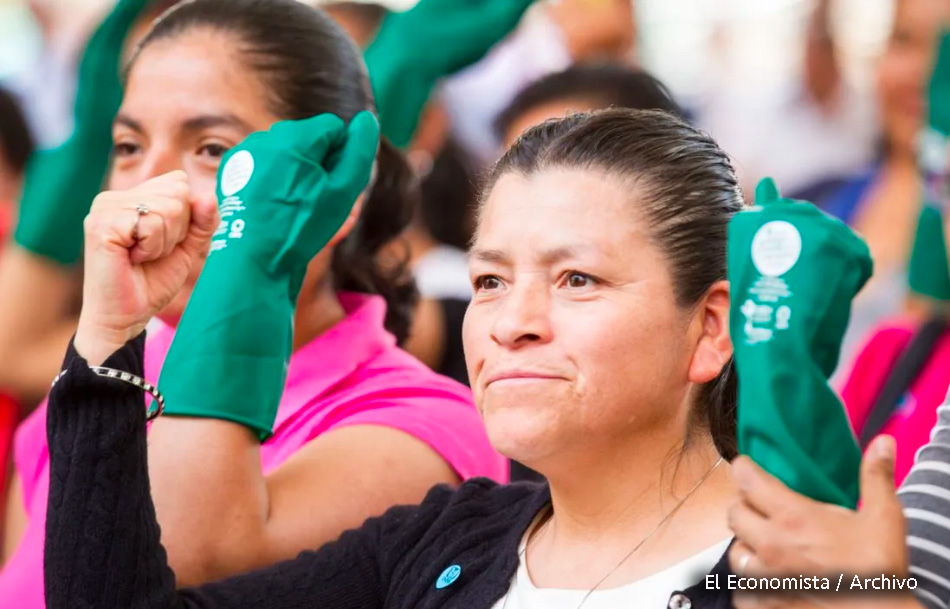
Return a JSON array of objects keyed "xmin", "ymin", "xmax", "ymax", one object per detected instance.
[
  {"xmin": 474, "ymin": 275, "xmax": 503, "ymax": 291},
  {"xmin": 565, "ymin": 272, "xmax": 593, "ymax": 288},
  {"xmin": 113, "ymin": 142, "xmax": 140, "ymax": 157},
  {"xmin": 198, "ymin": 143, "xmax": 230, "ymax": 159}
]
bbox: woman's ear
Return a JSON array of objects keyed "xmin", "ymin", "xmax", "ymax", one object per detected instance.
[
  {"xmin": 688, "ymin": 280, "xmax": 733, "ymax": 384},
  {"xmin": 326, "ymin": 193, "xmax": 365, "ymax": 248}
]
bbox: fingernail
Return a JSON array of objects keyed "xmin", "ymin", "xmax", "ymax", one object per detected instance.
[{"xmin": 872, "ymin": 436, "xmax": 896, "ymax": 460}]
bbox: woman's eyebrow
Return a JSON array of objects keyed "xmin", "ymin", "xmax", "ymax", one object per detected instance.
[
  {"xmin": 469, "ymin": 244, "xmax": 599, "ymax": 266},
  {"xmin": 181, "ymin": 114, "xmax": 253, "ymax": 134},
  {"xmin": 469, "ymin": 248, "xmax": 510, "ymax": 264},
  {"xmin": 113, "ymin": 113, "xmax": 144, "ymax": 133}
]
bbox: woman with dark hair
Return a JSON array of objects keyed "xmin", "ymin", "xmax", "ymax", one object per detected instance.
[
  {"xmin": 0, "ymin": 86, "xmax": 34, "ymax": 239},
  {"xmin": 0, "ymin": 0, "xmax": 510, "ymax": 605},
  {"xmin": 484, "ymin": 62, "xmax": 686, "ymax": 483},
  {"xmin": 494, "ymin": 63, "xmax": 684, "ymax": 149},
  {"xmin": 47, "ymin": 107, "xmax": 743, "ymax": 609}
]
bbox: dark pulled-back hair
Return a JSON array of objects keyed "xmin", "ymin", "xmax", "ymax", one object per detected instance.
[
  {"xmin": 485, "ymin": 108, "xmax": 744, "ymax": 459},
  {"xmin": 0, "ymin": 87, "xmax": 34, "ymax": 176},
  {"xmin": 131, "ymin": 0, "xmax": 417, "ymax": 342},
  {"xmin": 494, "ymin": 63, "xmax": 684, "ymax": 141}
]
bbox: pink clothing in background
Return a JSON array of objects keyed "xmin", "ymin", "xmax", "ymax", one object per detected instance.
[
  {"xmin": 0, "ymin": 292, "xmax": 506, "ymax": 608},
  {"xmin": 840, "ymin": 318, "xmax": 950, "ymax": 486}
]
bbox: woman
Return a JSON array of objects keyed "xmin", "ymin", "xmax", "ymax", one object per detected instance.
[
  {"xmin": 0, "ymin": 84, "xmax": 34, "ymax": 554},
  {"xmin": 0, "ymin": 86, "xmax": 33, "ymax": 240},
  {"xmin": 490, "ymin": 63, "xmax": 687, "ymax": 484},
  {"xmin": 0, "ymin": 0, "xmax": 507, "ymax": 604},
  {"xmin": 46, "ymin": 108, "xmax": 741, "ymax": 609},
  {"xmin": 829, "ymin": 0, "xmax": 950, "ymax": 487},
  {"xmin": 796, "ymin": 0, "xmax": 950, "ymax": 374}
]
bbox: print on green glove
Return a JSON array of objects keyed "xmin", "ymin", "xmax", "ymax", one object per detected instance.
[
  {"xmin": 14, "ymin": 0, "xmax": 149, "ymax": 265},
  {"xmin": 909, "ymin": 29, "xmax": 950, "ymax": 301},
  {"xmin": 730, "ymin": 178, "xmax": 873, "ymax": 508},
  {"xmin": 365, "ymin": 0, "xmax": 535, "ymax": 148},
  {"xmin": 160, "ymin": 112, "xmax": 380, "ymax": 440}
]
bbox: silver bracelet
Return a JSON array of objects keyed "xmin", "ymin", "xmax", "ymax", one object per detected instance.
[{"xmin": 51, "ymin": 366, "xmax": 164, "ymax": 422}]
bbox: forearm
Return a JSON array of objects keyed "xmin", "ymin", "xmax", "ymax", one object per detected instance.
[
  {"xmin": 0, "ymin": 245, "xmax": 80, "ymax": 404},
  {"xmin": 899, "ymin": 403, "xmax": 950, "ymax": 609},
  {"xmin": 147, "ymin": 419, "xmax": 460, "ymax": 586},
  {"xmin": 147, "ymin": 417, "xmax": 273, "ymax": 586},
  {"xmin": 45, "ymin": 335, "xmax": 182, "ymax": 609}
]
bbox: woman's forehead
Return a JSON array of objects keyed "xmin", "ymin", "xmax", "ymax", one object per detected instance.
[
  {"xmin": 123, "ymin": 33, "xmax": 274, "ymax": 129},
  {"xmin": 473, "ymin": 169, "xmax": 649, "ymax": 259}
]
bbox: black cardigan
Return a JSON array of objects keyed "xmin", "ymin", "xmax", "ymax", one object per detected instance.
[{"xmin": 44, "ymin": 336, "xmax": 736, "ymax": 609}]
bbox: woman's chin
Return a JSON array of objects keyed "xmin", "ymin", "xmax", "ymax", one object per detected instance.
[{"xmin": 483, "ymin": 408, "xmax": 559, "ymax": 467}]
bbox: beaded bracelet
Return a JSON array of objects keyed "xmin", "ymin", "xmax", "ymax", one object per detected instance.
[{"xmin": 51, "ymin": 366, "xmax": 165, "ymax": 422}]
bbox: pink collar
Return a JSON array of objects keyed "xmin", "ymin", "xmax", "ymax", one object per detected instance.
[{"xmin": 281, "ymin": 291, "xmax": 395, "ymax": 399}]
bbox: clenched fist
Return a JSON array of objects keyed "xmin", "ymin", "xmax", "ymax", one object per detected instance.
[{"xmin": 74, "ymin": 171, "xmax": 219, "ymax": 365}]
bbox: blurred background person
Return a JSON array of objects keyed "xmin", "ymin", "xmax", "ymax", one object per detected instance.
[
  {"xmin": 802, "ymin": 0, "xmax": 950, "ymax": 378},
  {"xmin": 320, "ymin": 1, "xmax": 387, "ymax": 47},
  {"xmin": 698, "ymin": 0, "xmax": 877, "ymax": 198},
  {"xmin": 494, "ymin": 63, "xmax": 683, "ymax": 149},
  {"xmin": 0, "ymin": 83, "xmax": 34, "ymax": 566},
  {"xmin": 0, "ymin": 86, "xmax": 34, "ymax": 240},
  {"xmin": 440, "ymin": 0, "xmax": 636, "ymax": 164}
]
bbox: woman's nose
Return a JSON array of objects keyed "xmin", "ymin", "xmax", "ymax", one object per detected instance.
[{"xmin": 489, "ymin": 282, "xmax": 554, "ymax": 348}]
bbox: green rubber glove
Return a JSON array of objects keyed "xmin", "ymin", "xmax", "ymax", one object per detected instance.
[
  {"xmin": 909, "ymin": 29, "xmax": 950, "ymax": 301},
  {"xmin": 730, "ymin": 178, "xmax": 873, "ymax": 508},
  {"xmin": 365, "ymin": 0, "xmax": 535, "ymax": 148},
  {"xmin": 159, "ymin": 112, "xmax": 380, "ymax": 440},
  {"xmin": 14, "ymin": 0, "xmax": 149, "ymax": 265}
]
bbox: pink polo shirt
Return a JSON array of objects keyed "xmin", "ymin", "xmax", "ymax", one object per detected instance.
[
  {"xmin": 0, "ymin": 292, "xmax": 506, "ymax": 608},
  {"xmin": 841, "ymin": 317, "xmax": 950, "ymax": 486}
]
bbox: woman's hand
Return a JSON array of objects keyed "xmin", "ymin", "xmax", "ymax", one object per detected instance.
[
  {"xmin": 729, "ymin": 436, "xmax": 917, "ymax": 609},
  {"xmin": 74, "ymin": 170, "xmax": 219, "ymax": 365}
]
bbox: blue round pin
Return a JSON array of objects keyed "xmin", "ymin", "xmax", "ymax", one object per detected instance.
[{"xmin": 435, "ymin": 565, "xmax": 462, "ymax": 589}]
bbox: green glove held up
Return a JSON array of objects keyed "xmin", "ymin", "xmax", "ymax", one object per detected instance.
[
  {"xmin": 365, "ymin": 0, "xmax": 535, "ymax": 148},
  {"xmin": 730, "ymin": 178, "xmax": 873, "ymax": 508},
  {"xmin": 159, "ymin": 112, "xmax": 380, "ymax": 440},
  {"xmin": 14, "ymin": 0, "xmax": 149, "ymax": 265},
  {"xmin": 909, "ymin": 29, "xmax": 950, "ymax": 301}
]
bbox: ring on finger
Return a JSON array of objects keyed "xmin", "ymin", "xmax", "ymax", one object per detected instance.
[{"xmin": 131, "ymin": 204, "xmax": 150, "ymax": 241}]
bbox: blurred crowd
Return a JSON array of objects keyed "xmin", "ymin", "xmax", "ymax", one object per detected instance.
[{"xmin": 0, "ymin": 1, "xmax": 948, "ymax": 608}]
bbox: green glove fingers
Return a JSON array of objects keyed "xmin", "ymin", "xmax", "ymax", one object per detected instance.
[
  {"xmin": 909, "ymin": 29, "xmax": 950, "ymax": 301},
  {"xmin": 730, "ymin": 178, "xmax": 873, "ymax": 508},
  {"xmin": 929, "ymin": 29, "xmax": 950, "ymax": 136},
  {"xmin": 365, "ymin": 0, "xmax": 535, "ymax": 148},
  {"xmin": 15, "ymin": 0, "xmax": 150, "ymax": 265},
  {"xmin": 754, "ymin": 176, "xmax": 780, "ymax": 206},
  {"xmin": 74, "ymin": 0, "xmax": 149, "ymax": 126},
  {"xmin": 323, "ymin": 111, "xmax": 381, "ymax": 207},
  {"xmin": 909, "ymin": 206, "xmax": 950, "ymax": 300},
  {"xmin": 160, "ymin": 112, "xmax": 380, "ymax": 440}
]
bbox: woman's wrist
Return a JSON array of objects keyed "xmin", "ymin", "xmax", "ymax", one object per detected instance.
[{"xmin": 73, "ymin": 320, "xmax": 140, "ymax": 367}]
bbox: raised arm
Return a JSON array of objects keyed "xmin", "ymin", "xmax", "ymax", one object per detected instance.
[
  {"xmin": 45, "ymin": 117, "xmax": 401, "ymax": 604},
  {"xmin": 59, "ymin": 113, "xmax": 454, "ymax": 589}
]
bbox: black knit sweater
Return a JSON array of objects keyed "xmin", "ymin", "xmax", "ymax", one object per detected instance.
[{"xmin": 44, "ymin": 336, "xmax": 736, "ymax": 609}]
